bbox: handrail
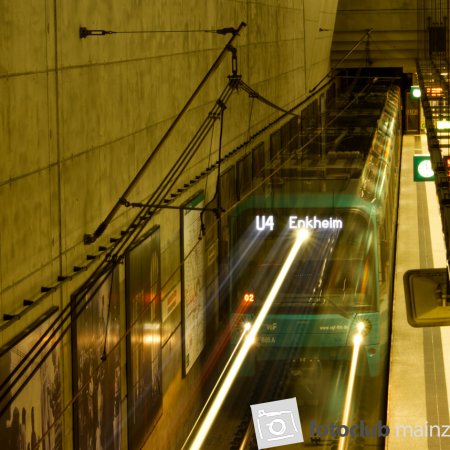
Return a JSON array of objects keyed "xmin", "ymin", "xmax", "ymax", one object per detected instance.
[{"xmin": 416, "ymin": 58, "xmax": 450, "ymax": 269}]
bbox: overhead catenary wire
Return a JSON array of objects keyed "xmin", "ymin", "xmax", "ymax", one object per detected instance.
[
  {"xmin": 215, "ymin": 103, "xmax": 226, "ymax": 217},
  {"xmin": 0, "ymin": 74, "xmax": 340, "ymax": 402},
  {"xmin": 83, "ymin": 21, "xmax": 246, "ymax": 244},
  {"xmin": 309, "ymin": 28, "xmax": 374, "ymax": 94},
  {"xmin": 1, "ymin": 75, "xmax": 336, "ymax": 340},
  {"xmin": 99, "ymin": 70, "xmax": 238, "ymax": 260},
  {"xmin": 0, "ymin": 83, "xmax": 236, "ymax": 413},
  {"xmin": 4, "ymin": 76, "xmax": 383, "ymax": 439},
  {"xmin": 3, "ymin": 28, "xmax": 368, "ymax": 419},
  {"xmin": 2, "ymin": 75, "xmax": 369, "ymax": 409},
  {"xmin": 111, "ymin": 85, "xmax": 235, "ymax": 255},
  {"xmin": 203, "ymin": 119, "xmax": 217, "ymax": 200},
  {"xmin": 199, "ymin": 114, "xmax": 218, "ymax": 238},
  {"xmin": 1, "ymin": 55, "xmax": 341, "ymax": 336},
  {"xmin": 236, "ymin": 77, "xmax": 383, "ymax": 208},
  {"xmin": 238, "ymin": 80, "xmax": 300, "ymax": 118},
  {"xmin": 79, "ymin": 26, "xmax": 242, "ymax": 38},
  {"xmin": 246, "ymin": 96, "xmax": 255, "ymax": 145},
  {"xmin": 0, "ymin": 77, "xmax": 238, "ymax": 408}
]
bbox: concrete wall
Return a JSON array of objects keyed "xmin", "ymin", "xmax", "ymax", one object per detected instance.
[
  {"xmin": 0, "ymin": 1, "xmax": 337, "ymax": 448},
  {"xmin": 332, "ymin": 0, "xmax": 418, "ymax": 72}
]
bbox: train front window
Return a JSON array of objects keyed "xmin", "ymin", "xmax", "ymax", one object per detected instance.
[{"xmin": 232, "ymin": 209, "xmax": 376, "ymax": 314}]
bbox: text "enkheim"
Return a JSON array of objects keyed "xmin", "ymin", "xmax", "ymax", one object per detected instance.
[{"xmin": 289, "ymin": 216, "xmax": 343, "ymax": 230}]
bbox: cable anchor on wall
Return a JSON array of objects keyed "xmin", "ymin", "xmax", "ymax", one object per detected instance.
[{"xmin": 226, "ymin": 45, "xmax": 241, "ymax": 88}]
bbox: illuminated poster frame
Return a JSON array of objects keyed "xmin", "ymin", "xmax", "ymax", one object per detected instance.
[
  {"xmin": 125, "ymin": 227, "xmax": 162, "ymax": 450},
  {"xmin": 181, "ymin": 192, "xmax": 206, "ymax": 376},
  {"xmin": 72, "ymin": 267, "xmax": 122, "ymax": 450},
  {"xmin": 0, "ymin": 307, "xmax": 62, "ymax": 450}
]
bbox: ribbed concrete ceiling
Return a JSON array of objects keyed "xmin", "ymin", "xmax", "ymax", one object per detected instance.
[{"xmin": 331, "ymin": 0, "xmax": 418, "ymax": 73}]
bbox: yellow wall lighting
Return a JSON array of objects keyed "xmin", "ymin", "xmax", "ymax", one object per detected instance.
[
  {"xmin": 426, "ymin": 86, "xmax": 443, "ymax": 97},
  {"xmin": 437, "ymin": 119, "xmax": 450, "ymax": 130},
  {"xmin": 188, "ymin": 229, "xmax": 310, "ymax": 450}
]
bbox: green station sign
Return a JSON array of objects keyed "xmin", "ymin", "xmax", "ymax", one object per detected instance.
[
  {"xmin": 410, "ymin": 85, "xmax": 421, "ymax": 99},
  {"xmin": 413, "ymin": 155, "xmax": 435, "ymax": 181}
]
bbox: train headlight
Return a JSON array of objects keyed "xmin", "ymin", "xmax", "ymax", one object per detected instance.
[
  {"xmin": 356, "ymin": 319, "xmax": 372, "ymax": 336},
  {"xmin": 245, "ymin": 333, "xmax": 256, "ymax": 345},
  {"xmin": 353, "ymin": 333, "xmax": 363, "ymax": 345}
]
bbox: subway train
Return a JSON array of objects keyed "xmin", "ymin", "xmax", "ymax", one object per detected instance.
[{"xmin": 228, "ymin": 81, "xmax": 402, "ymax": 378}]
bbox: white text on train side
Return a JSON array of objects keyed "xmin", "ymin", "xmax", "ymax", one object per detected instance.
[
  {"xmin": 289, "ymin": 216, "xmax": 343, "ymax": 230},
  {"xmin": 255, "ymin": 215, "xmax": 275, "ymax": 230},
  {"xmin": 254, "ymin": 215, "xmax": 343, "ymax": 231}
]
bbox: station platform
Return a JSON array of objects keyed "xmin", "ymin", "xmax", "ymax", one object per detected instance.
[{"xmin": 386, "ymin": 134, "xmax": 450, "ymax": 449}]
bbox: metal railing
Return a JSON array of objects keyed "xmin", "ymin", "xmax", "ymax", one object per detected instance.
[{"xmin": 417, "ymin": 58, "xmax": 450, "ymax": 267}]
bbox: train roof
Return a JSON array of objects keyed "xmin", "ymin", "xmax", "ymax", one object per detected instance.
[{"xmin": 272, "ymin": 84, "xmax": 400, "ymax": 184}]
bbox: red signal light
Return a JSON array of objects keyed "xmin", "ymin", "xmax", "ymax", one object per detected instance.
[
  {"xmin": 444, "ymin": 156, "xmax": 450, "ymax": 176},
  {"xmin": 426, "ymin": 86, "xmax": 443, "ymax": 97}
]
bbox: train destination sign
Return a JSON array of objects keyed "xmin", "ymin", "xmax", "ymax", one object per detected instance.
[{"xmin": 255, "ymin": 215, "xmax": 343, "ymax": 231}]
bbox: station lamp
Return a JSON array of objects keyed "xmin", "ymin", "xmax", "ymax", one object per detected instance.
[{"xmin": 437, "ymin": 119, "xmax": 450, "ymax": 130}]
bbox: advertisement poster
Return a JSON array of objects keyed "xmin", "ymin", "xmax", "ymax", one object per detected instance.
[
  {"xmin": 0, "ymin": 308, "xmax": 62, "ymax": 450},
  {"xmin": 72, "ymin": 267, "xmax": 122, "ymax": 450},
  {"xmin": 181, "ymin": 192, "xmax": 206, "ymax": 376},
  {"xmin": 126, "ymin": 228, "xmax": 162, "ymax": 450}
]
